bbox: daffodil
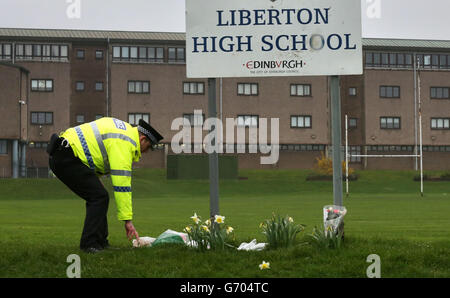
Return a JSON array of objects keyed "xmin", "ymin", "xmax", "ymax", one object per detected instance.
[
  {"xmin": 184, "ymin": 226, "xmax": 191, "ymax": 233},
  {"xmin": 191, "ymin": 213, "xmax": 200, "ymax": 224},
  {"xmin": 259, "ymin": 261, "xmax": 270, "ymax": 270},
  {"xmin": 288, "ymin": 217, "xmax": 294, "ymax": 223},
  {"xmin": 205, "ymin": 219, "xmax": 211, "ymax": 226},
  {"xmin": 226, "ymin": 226, "xmax": 234, "ymax": 234},
  {"xmin": 201, "ymin": 225, "xmax": 210, "ymax": 232},
  {"xmin": 259, "ymin": 222, "xmax": 265, "ymax": 228},
  {"xmin": 214, "ymin": 215, "xmax": 225, "ymax": 224}
]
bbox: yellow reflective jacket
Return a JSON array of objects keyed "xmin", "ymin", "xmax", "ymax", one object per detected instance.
[{"xmin": 60, "ymin": 117, "xmax": 141, "ymax": 221}]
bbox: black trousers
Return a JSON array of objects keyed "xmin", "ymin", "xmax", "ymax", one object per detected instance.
[{"xmin": 49, "ymin": 142, "xmax": 109, "ymax": 250}]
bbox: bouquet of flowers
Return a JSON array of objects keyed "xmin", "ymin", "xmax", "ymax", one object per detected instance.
[
  {"xmin": 184, "ymin": 213, "xmax": 235, "ymax": 251},
  {"xmin": 323, "ymin": 205, "xmax": 347, "ymax": 237}
]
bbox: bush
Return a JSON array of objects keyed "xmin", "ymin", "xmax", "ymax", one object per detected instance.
[
  {"xmin": 314, "ymin": 152, "xmax": 354, "ymax": 176},
  {"xmin": 309, "ymin": 225, "xmax": 344, "ymax": 249},
  {"xmin": 260, "ymin": 213, "xmax": 305, "ymax": 249},
  {"xmin": 441, "ymin": 171, "xmax": 450, "ymax": 180}
]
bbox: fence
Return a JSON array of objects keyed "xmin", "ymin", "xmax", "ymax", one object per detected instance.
[{"xmin": 0, "ymin": 167, "xmax": 55, "ymax": 179}]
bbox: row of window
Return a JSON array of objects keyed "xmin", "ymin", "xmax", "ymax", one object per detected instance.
[
  {"xmin": 27, "ymin": 79, "xmax": 450, "ymax": 101},
  {"xmin": 0, "ymin": 43, "xmax": 186, "ymax": 63},
  {"xmin": 367, "ymin": 145, "xmax": 450, "ymax": 152},
  {"xmin": 365, "ymin": 52, "xmax": 450, "ymax": 69},
  {"xmin": 112, "ymin": 46, "xmax": 185, "ymax": 63},
  {"xmin": 20, "ymin": 141, "xmax": 450, "ymax": 156},
  {"xmin": 28, "ymin": 111, "xmax": 450, "ymax": 131},
  {"xmin": 15, "ymin": 44, "xmax": 69, "ymax": 60}
]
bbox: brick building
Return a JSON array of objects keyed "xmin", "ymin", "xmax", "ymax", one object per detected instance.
[{"xmin": 0, "ymin": 28, "xmax": 449, "ymax": 177}]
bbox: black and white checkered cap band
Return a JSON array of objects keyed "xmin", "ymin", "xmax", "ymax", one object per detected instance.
[{"xmin": 138, "ymin": 125, "xmax": 158, "ymax": 144}]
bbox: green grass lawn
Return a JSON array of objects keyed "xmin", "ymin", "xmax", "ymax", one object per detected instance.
[{"xmin": 0, "ymin": 169, "xmax": 449, "ymax": 278}]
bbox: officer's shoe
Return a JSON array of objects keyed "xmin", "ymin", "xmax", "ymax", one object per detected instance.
[{"xmin": 82, "ymin": 247, "xmax": 104, "ymax": 254}]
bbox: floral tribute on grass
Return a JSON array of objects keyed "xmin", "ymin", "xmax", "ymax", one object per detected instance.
[
  {"xmin": 260, "ymin": 213, "xmax": 305, "ymax": 249},
  {"xmin": 309, "ymin": 205, "xmax": 347, "ymax": 249},
  {"xmin": 184, "ymin": 213, "xmax": 235, "ymax": 251}
]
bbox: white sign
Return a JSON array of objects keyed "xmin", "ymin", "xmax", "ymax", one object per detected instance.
[{"xmin": 186, "ymin": 0, "xmax": 362, "ymax": 78}]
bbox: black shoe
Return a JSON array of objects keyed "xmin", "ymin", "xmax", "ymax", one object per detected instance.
[{"xmin": 82, "ymin": 247, "xmax": 104, "ymax": 254}]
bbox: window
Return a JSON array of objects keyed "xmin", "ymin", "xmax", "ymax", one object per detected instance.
[
  {"xmin": 380, "ymin": 117, "xmax": 401, "ymax": 129},
  {"xmin": 0, "ymin": 44, "xmax": 12, "ymax": 60},
  {"xmin": 168, "ymin": 47, "xmax": 185, "ymax": 62},
  {"xmin": 31, "ymin": 112, "xmax": 53, "ymax": 125},
  {"xmin": 75, "ymin": 81, "xmax": 85, "ymax": 91},
  {"xmin": 76, "ymin": 49, "xmax": 85, "ymax": 59},
  {"xmin": 128, "ymin": 113, "xmax": 150, "ymax": 125},
  {"xmin": 348, "ymin": 146, "xmax": 361, "ymax": 162},
  {"xmin": 349, "ymin": 87, "xmax": 357, "ymax": 96},
  {"xmin": 95, "ymin": 50, "xmax": 104, "ymax": 59},
  {"xmin": 95, "ymin": 115, "xmax": 103, "ymax": 120},
  {"xmin": 112, "ymin": 46, "xmax": 164, "ymax": 62},
  {"xmin": 349, "ymin": 118, "xmax": 357, "ymax": 128},
  {"xmin": 76, "ymin": 115, "xmax": 85, "ymax": 123},
  {"xmin": 16, "ymin": 44, "xmax": 68, "ymax": 61},
  {"xmin": 430, "ymin": 87, "xmax": 450, "ymax": 99},
  {"xmin": 128, "ymin": 81, "xmax": 150, "ymax": 94},
  {"xmin": 183, "ymin": 113, "xmax": 205, "ymax": 127},
  {"xmin": 290, "ymin": 84, "xmax": 312, "ymax": 97},
  {"xmin": 431, "ymin": 118, "xmax": 450, "ymax": 130},
  {"xmin": 237, "ymin": 83, "xmax": 258, "ymax": 95},
  {"xmin": 380, "ymin": 86, "xmax": 400, "ymax": 98},
  {"xmin": 237, "ymin": 115, "xmax": 258, "ymax": 127},
  {"xmin": 365, "ymin": 52, "xmax": 373, "ymax": 67},
  {"xmin": 364, "ymin": 52, "xmax": 444, "ymax": 69},
  {"xmin": 31, "ymin": 79, "xmax": 53, "ymax": 92},
  {"xmin": 0, "ymin": 140, "xmax": 7, "ymax": 154},
  {"xmin": 95, "ymin": 82, "xmax": 104, "ymax": 91},
  {"xmin": 183, "ymin": 82, "xmax": 205, "ymax": 94},
  {"xmin": 28, "ymin": 141, "xmax": 48, "ymax": 149},
  {"xmin": 290, "ymin": 115, "xmax": 312, "ymax": 128}
]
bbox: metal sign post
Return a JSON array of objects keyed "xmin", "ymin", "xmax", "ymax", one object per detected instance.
[
  {"xmin": 331, "ymin": 76, "xmax": 343, "ymax": 207},
  {"xmin": 208, "ymin": 78, "xmax": 220, "ymax": 217}
]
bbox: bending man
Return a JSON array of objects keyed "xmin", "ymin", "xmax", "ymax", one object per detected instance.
[{"xmin": 48, "ymin": 117, "xmax": 163, "ymax": 253}]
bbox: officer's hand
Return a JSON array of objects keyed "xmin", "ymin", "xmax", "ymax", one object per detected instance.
[{"xmin": 124, "ymin": 220, "xmax": 140, "ymax": 242}]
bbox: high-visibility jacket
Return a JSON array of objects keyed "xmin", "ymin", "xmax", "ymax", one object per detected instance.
[{"xmin": 60, "ymin": 117, "xmax": 141, "ymax": 221}]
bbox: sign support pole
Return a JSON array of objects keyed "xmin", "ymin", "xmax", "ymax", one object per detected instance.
[
  {"xmin": 331, "ymin": 76, "xmax": 343, "ymax": 207},
  {"xmin": 208, "ymin": 78, "xmax": 220, "ymax": 218}
]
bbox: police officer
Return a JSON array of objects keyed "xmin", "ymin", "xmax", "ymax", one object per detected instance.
[{"xmin": 48, "ymin": 117, "xmax": 163, "ymax": 253}]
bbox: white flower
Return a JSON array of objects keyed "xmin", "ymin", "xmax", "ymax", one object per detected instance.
[
  {"xmin": 214, "ymin": 215, "xmax": 225, "ymax": 224},
  {"xmin": 191, "ymin": 213, "xmax": 200, "ymax": 224},
  {"xmin": 205, "ymin": 219, "xmax": 211, "ymax": 226},
  {"xmin": 259, "ymin": 261, "xmax": 270, "ymax": 270},
  {"xmin": 226, "ymin": 226, "xmax": 234, "ymax": 234},
  {"xmin": 288, "ymin": 217, "xmax": 294, "ymax": 223}
]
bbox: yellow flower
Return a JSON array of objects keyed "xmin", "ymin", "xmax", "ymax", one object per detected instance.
[
  {"xmin": 288, "ymin": 217, "xmax": 294, "ymax": 223},
  {"xmin": 184, "ymin": 226, "xmax": 191, "ymax": 233},
  {"xmin": 201, "ymin": 225, "xmax": 210, "ymax": 232},
  {"xmin": 259, "ymin": 261, "xmax": 270, "ymax": 270},
  {"xmin": 191, "ymin": 213, "xmax": 200, "ymax": 224},
  {"xmin": 214, "ymin": 215, "xmax": 225, "ymax": 224},
  {"xmin": 226, "ymin": 226, "xmax": 234, "ymax": 234},
  {"xmin": 205, "ymin": 219, "xmax": 211, "ymax": 226},
  {"xmin": 259, "ymin": 222, "xmax": 265, "ymax": 228}
]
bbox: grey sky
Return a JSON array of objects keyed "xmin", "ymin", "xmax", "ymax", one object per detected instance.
[{"xmin": 0, "ymin": 0, "xmax": 449, "ymax": 40}]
